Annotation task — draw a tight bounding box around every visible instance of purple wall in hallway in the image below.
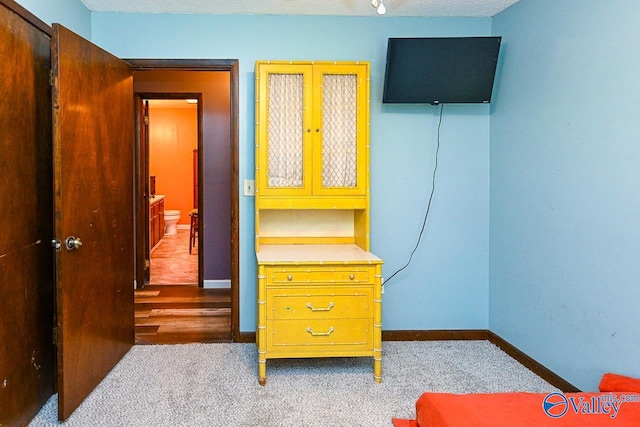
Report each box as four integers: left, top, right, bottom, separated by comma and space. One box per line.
134, 70, 231, 280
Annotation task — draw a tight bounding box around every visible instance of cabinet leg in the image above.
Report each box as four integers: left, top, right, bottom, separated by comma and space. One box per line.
374, 355, 382, 383
259, 359, 266, 386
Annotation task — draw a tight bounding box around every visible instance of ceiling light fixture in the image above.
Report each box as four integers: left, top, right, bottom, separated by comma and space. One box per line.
371, 0, 386, 15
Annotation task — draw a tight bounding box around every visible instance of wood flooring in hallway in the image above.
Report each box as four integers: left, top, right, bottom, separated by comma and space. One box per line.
137, 229, 230, 344
135, 285, 232, 344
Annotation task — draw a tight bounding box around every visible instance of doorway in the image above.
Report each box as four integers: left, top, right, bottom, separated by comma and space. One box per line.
144, 97, 202, 286
129, 60, 240, 343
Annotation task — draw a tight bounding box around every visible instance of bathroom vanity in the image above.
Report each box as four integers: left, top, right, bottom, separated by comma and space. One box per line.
149, 195, 165, 251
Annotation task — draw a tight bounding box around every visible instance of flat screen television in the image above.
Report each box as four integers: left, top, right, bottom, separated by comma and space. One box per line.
382, 37, 502, 105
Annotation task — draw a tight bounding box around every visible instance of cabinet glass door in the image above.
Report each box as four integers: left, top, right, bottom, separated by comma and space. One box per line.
257, 64, 313, 196
312, 64, 368, 196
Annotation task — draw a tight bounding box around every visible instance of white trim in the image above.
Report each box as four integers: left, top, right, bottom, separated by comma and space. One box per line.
204, 279, 231, 289
177, 224, 190, 230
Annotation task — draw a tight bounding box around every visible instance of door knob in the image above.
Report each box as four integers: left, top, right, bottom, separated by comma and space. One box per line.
65, 236, 83, 251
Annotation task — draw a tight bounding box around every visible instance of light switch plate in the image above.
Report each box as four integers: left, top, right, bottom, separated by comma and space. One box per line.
244, 179, 255, 196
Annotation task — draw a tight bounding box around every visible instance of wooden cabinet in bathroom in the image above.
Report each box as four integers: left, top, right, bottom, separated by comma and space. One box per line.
150, 201, 158, 250
149, 197, 165, 251
157, 206, 162, 245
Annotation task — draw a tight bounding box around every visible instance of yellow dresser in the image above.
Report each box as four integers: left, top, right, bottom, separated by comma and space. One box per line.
255, 61, 383, 385
256, 245, 382, 385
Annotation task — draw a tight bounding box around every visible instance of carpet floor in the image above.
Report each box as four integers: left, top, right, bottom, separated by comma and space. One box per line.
29, 341, 558, 426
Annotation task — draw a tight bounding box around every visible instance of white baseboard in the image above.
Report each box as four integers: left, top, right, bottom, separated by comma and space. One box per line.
204, 279, 231, 289
177, 224, 190, 230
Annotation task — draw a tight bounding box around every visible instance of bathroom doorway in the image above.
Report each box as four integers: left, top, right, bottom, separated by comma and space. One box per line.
143, 97, 202, 286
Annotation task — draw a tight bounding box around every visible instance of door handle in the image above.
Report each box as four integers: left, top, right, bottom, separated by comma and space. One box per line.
65, 236, 83, 251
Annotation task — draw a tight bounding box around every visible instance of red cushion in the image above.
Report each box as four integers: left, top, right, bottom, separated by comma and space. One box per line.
413, 391, 640, 426
391, 418, 418, 427
599, 373, 640, 393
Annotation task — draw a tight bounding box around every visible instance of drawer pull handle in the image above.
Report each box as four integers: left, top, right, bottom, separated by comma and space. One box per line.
306, 302, 334, 312
306, 326, 334, 336
287, 275, 293, 281
349, 274, 355, 280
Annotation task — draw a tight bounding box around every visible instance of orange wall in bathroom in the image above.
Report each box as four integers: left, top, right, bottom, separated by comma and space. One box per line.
149, 103, 197, 225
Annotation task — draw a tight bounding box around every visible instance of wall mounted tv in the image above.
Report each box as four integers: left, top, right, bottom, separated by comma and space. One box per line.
382, 37, 502, 105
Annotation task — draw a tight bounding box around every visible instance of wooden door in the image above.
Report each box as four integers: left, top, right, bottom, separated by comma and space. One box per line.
51, 24, 134, 421
0, 3, 55, 425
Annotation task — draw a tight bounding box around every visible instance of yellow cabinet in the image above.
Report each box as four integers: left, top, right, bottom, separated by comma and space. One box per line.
255, 61, 370, 204
254, 60, 382, 386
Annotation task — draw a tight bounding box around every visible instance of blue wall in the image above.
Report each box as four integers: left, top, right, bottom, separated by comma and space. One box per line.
90, 14, 493, 332
491, 0, 640, 391
15, 0, 90, 39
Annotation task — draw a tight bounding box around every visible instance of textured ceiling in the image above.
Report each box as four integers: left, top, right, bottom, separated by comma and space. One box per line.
79, 0, 520, 17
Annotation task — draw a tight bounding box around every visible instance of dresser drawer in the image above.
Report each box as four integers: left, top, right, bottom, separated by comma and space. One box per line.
267, 288, 372, 320
267, 319, 372, 352
266, 266, 373, 285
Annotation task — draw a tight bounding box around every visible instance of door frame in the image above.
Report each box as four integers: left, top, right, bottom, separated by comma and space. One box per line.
127, 59, 240, 342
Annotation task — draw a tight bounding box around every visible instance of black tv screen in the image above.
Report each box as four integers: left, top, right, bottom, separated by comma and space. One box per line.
382, 37, 502, 105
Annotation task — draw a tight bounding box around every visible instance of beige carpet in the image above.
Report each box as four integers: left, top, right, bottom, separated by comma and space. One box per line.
28, 341, 558, 426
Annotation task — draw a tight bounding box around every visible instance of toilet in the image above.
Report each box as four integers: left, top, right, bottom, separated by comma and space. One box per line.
164, 210, 181, 236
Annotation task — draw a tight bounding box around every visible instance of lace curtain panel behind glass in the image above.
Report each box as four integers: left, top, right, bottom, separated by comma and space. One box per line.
322, 74, 357, 188
267, 73, 304, 188
267, 72, 358, 189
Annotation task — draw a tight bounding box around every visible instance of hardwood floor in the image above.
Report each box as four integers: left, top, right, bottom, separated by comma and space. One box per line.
135, 285, 232, 344
138, 228, 232, 344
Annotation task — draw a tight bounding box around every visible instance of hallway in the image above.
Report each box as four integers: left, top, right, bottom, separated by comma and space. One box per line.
137, 229, 231, 344
135, 286, 231, 344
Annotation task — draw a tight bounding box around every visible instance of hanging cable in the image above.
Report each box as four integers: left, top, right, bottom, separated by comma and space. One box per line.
383, 103, 444, 286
